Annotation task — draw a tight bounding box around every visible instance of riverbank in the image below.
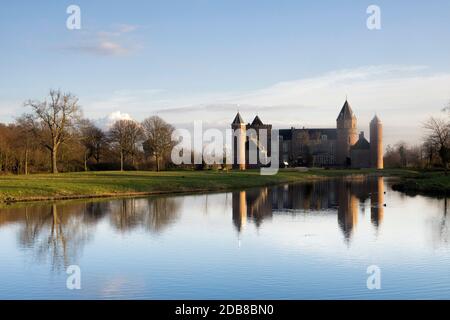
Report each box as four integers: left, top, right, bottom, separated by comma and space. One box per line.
0, 168, 406, 204
390, 171, 450, 196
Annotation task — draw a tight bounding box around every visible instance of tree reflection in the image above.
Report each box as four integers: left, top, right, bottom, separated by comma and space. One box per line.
0, 195, 181, 271
0, 203, 97, 270
428, 197, 449, 247
109, 197, 181, 233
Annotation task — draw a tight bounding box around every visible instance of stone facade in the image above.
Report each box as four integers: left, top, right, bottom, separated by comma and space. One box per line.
350, 132, 371, 168
231, 100, 383, 169
232, 113, 272, 169
336, 100, 358, 166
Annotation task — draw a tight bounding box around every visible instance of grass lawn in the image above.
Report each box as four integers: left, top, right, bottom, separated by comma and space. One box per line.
0, 168, 421, 203
391, 171, 450, 196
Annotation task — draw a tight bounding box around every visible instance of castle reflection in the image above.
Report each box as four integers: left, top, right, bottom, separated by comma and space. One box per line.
1, 175, 450, 277
232, 176, 386, 242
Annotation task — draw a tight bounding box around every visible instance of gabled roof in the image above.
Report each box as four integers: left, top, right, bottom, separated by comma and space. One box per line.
352, 136, 370, 150
337, 100, 355, 121
251, 115, 264, 126
279, 129, 293, 140
232, 112, 244, 124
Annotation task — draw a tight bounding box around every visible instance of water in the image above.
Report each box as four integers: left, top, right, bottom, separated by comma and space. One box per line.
0, 176, 449, 300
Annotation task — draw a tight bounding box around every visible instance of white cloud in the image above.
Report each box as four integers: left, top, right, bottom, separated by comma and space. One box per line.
116, 24, 138, 34
63, 24, 140, 56
84, 65, 450, 147
70, 40, 130, 56
95, 111, 134, 130
97, 24, 138, 38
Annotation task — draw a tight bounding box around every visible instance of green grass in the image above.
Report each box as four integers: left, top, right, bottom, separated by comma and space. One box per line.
390, 171, 450, 196
0, 168, 424, 203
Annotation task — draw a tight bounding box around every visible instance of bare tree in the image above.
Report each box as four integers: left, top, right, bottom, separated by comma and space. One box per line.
441, 100, 450, 113
24, 90, 81, 173
142, 116, 175, 171
424, 117, 450, 174
396, 141, 408, 168
15, 115, 36, 175
79, 119, 107, 170
109, 119, 144, 171
423, 139, 438, 168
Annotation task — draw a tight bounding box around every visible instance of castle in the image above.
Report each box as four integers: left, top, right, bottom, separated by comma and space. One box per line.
231, 99, 383, 169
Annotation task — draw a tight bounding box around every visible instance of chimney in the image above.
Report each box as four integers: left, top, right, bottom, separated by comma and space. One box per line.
359, 131, 365, 140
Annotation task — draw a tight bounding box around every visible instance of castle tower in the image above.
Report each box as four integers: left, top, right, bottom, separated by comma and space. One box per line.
248, 115, 272, 168
232, 112, 246, 170
370, 115, 383, 169
336, 100, 358, 166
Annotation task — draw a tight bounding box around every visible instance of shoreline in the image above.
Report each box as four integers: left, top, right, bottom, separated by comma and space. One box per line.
391, 176, 450, 197
0, 169, 324, 205
0, 180, 311, 205
0, 168, 442, 205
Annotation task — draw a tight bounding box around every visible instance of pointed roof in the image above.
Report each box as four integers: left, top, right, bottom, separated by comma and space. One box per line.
337, 100, 355, 121
371, 114, 381, 124
232, 112, 244, 125
351, 135, 370, 150
251, 115, 264, 126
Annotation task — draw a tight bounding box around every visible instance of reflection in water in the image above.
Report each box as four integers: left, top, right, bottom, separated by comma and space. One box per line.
109, 197, 180, 233
371, 177, 384, 228
428, 197, 450, 247
232, 177, 386, 243
0, 197, 181, 270
1, 176, 450, 299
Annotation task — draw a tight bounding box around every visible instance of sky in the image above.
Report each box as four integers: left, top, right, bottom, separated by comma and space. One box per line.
1, 0, 450, 147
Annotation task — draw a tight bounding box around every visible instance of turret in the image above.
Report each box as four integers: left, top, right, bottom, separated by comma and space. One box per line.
336, 100, 358, 166
232, 112, 246, 170
370, 115, 383, 169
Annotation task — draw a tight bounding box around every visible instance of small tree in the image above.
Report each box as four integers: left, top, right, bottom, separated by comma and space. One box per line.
142, 116, 175, 171
14, 116, 36, 175
109, 119, 143, 171
396, 141, 408, 168
24, 90, 81, 173
424, 117, 450, 174
79, 119, 107, 170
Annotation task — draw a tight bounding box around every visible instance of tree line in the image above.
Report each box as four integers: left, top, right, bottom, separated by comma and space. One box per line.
384, 102, 450, 173
0, 90, 176, 174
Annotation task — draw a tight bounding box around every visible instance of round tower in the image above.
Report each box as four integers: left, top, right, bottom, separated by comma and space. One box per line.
336, 100, 358, 166
231, 112, 247, 170
370, 115, 383, 169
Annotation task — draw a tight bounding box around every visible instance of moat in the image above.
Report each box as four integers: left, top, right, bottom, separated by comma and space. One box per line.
0, 177, 449, 299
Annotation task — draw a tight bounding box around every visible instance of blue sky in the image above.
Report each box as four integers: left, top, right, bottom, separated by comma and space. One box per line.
1, 0, 450, 146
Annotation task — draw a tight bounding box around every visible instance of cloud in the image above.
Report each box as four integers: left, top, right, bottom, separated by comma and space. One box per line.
116, 24, 138, 34
84, 65, 450, 147
95, 111, 134, 129
68, 40, 131, 56
63, 24, 139, 56
97, 24, 138, 38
